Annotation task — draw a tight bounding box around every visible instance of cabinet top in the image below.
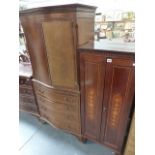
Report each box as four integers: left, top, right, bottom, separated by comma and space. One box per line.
19, 3, 97, 15
78, 39, 135, 54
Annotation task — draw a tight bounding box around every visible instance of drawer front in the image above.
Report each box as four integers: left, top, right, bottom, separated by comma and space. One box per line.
19, 95, 35, 105
36, 93, 78, 112
19, 96, 38, 113
33, 81, 78, 104
19, 86, 34, 96
41, 110, 80, 134
37, 95, 79, 121
36, 94, 81, 134
40, 109, 81, 134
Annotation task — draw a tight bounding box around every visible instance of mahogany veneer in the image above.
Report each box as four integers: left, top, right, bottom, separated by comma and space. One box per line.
79, 41, 135, 155
20, 3, 96, 136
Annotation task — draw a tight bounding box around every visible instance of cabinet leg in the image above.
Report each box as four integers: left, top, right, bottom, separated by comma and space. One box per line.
76, 136, 87, 143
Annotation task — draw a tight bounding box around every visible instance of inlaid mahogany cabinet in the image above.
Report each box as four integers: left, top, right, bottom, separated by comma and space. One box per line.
79, 48, 135, 155
20, 4, 96, 136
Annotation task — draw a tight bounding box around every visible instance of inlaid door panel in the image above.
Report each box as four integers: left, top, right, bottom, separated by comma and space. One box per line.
42, 20, 78, 90
101, 58, 135, 151
80, 53, 106, 140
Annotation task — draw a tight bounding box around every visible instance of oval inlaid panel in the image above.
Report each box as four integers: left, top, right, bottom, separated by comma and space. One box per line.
110, 94, 122, 128
87, 89, 96, 121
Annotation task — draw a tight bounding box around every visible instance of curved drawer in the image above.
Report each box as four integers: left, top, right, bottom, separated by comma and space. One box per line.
33, 81, 78, 104
37, 95, 79, 121
33, 81, 81, 135
41, 111, 80, 134
36, 93, 78, 111
40, 109, 81, 134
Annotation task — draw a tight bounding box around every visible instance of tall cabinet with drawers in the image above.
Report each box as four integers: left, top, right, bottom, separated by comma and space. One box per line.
20, 4, 96, 136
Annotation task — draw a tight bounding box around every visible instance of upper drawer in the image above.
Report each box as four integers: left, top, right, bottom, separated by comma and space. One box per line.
33, 81, 79, 105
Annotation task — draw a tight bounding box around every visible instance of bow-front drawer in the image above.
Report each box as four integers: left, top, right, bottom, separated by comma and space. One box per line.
33, 81, 79, 104
37, 94, 79, 121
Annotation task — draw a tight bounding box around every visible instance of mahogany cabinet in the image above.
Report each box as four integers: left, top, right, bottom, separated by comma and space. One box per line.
19, 4, 96, 136
79, 48, 135, 155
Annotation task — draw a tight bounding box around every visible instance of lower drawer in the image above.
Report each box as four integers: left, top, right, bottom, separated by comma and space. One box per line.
19, 101, 38, 114
36, 94, 81, 135
36, 94, 78, 113
40, 110, 81, 134
19, 95, 38, 114
38, 98, 79, 122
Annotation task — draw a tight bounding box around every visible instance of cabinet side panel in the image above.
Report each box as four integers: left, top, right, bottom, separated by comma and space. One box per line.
42, 20, 78, 90
77, 18, 95, 45
124, 112, 135, 155
77, 11, 95, 46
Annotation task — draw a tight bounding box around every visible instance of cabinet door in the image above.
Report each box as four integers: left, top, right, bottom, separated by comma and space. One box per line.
20, 19, 51, 85
80, 53, 106, 140
42, 20, 78, 90
101, 57, 135, 152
